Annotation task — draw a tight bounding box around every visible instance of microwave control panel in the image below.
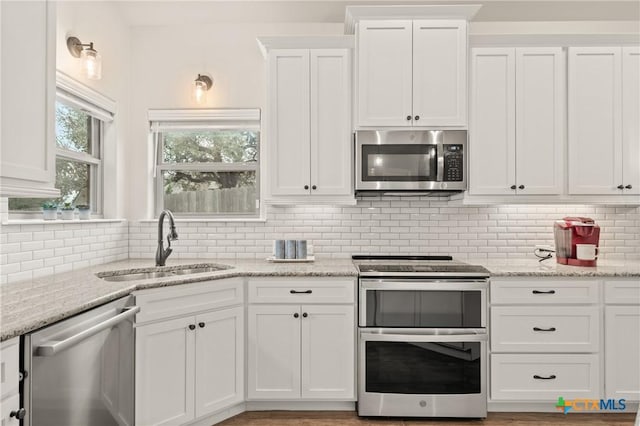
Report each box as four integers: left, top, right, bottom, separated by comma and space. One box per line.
443, 144, 464, 182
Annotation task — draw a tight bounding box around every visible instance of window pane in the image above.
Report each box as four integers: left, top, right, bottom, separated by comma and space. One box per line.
56, 102, 92, 154
7, 198, 44, 212
162, 130, 258, 164
56, 158, 91, 206
162, 170, 257, 214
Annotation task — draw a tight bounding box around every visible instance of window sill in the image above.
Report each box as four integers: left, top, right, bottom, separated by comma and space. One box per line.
2, 218, 127, 225
138, 217, 267, 224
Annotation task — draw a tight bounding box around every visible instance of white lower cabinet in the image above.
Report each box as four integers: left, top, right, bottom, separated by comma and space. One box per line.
1, 338, 21, 426
135, 280, 244, 426
489, 278, 602, 405
604, 280, 640, 401
247, 278, 356, 401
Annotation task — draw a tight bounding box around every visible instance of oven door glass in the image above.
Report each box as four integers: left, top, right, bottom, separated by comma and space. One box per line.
363, 289, 482, 328
364, 337, 482, 395
361, 144, 437, 182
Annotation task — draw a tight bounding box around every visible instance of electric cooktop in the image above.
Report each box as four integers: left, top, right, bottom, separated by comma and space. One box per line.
352, 255, 490, 278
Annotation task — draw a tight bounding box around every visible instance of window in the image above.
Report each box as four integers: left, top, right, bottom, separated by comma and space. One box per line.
9, 73, 114, 215
151, 109, 260, 218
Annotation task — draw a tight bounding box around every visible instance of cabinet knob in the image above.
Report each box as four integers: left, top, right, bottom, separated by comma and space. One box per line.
625, 184, 633, 189
406, 115, 412, 121
304, 185, 309, 190
10, 408, 26, 420
302, 312, 308, 318
293, 313, 299, 318
617, 184, 625, 189
198, 322, 205, 328
414, 115, 420, 121
518, 185, 525, 190
188, 324, 196, 330
312, 185, 317, 190
510, 185, 516, 190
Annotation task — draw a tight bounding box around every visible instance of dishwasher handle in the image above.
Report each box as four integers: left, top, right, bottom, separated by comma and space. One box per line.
35, 306, 140, 357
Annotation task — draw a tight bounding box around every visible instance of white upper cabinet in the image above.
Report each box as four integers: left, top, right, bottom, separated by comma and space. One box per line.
357, 19, 467, 128
412, 20, 467, 126
470, 47, 564, 196
261, 38, 353, 204
568, 47, 624, 195
0, 0, 58, 197
357, 20, 413, 127
622, 47, 640, 195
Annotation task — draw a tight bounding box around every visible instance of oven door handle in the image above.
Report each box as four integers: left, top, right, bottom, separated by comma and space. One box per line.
360, 280, 487, 291
360, 331, 488, 343
34, 306, 140, 357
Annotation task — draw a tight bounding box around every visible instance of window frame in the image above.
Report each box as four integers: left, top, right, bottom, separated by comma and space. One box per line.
150, 109, 261, 219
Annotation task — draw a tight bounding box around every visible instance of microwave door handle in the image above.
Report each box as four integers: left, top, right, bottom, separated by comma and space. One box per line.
360, 332, 488, 343
436, 140, 444, 182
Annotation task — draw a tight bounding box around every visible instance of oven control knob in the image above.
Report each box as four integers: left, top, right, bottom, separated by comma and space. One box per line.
419, 401, 427, 408
440, 182, 447, 189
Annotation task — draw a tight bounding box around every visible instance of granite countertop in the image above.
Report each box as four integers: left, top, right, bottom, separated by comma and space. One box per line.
0, 258, 358, 341
2, 256, 639, 342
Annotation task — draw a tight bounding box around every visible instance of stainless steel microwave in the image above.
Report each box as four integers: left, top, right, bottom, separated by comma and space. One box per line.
355, 130, 467, 193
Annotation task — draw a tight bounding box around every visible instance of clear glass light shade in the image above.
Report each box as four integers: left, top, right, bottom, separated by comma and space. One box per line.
81, 49, 102, 80
193, 80, 208, 105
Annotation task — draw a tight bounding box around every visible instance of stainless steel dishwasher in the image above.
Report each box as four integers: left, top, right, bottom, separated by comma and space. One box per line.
22, 295, 138, 426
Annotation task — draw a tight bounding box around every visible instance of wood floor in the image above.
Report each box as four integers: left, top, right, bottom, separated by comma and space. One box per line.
217, 411, 637, 425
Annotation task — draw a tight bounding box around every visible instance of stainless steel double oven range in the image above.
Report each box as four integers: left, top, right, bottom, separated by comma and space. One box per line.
353, 255, 490, 418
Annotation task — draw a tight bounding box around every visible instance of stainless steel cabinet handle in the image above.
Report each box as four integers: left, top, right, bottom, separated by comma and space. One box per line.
533, 374, 556, 380
532, 290, 556, 294
290, 289, 312, 294
35, 306, 140, 357
625, 185, 633, 189
533, 327, 556, 332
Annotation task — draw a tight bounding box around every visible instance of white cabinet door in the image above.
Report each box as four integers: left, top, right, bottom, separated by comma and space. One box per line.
248, 305, 301, 399
568, 47, 623, 195
622, 46, 640, 195
469, 48, 516, 195
135, 316, 195, 426
268, 49, 311, 196
605, 305, 640, 401
357, 20, 413, 127
413, 20, 467, 126
301, 305, 355, 399
515, 47, 564, 195
0, 0, 57, 197
195, 307, 244, 418
310, 49, 352, 196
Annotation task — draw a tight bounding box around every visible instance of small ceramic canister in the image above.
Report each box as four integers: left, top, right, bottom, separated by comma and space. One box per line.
274, 240, 285, 259
285, 240, 297, 259
296, 240, 307, 259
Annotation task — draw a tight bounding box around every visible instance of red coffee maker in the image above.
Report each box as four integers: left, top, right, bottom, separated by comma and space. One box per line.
553, 217, 600, 267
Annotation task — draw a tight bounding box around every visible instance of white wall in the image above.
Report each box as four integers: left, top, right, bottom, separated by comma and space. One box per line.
56, 0, 131, 218
127, 22, 343, 219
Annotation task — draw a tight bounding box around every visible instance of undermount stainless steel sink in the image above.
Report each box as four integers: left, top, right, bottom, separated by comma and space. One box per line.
97, 264, 232, 282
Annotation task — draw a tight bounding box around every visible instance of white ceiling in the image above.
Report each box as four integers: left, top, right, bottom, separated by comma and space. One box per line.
114, 0, 640, 26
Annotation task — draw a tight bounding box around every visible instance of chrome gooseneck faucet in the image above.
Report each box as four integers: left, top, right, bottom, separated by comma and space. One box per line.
155, 209, 178, 266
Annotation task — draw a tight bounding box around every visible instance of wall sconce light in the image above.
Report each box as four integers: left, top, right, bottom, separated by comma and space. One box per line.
193, 74, 213, 105
66, 36, 102, 80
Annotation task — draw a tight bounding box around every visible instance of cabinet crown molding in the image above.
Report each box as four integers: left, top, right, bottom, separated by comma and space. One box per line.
256, 36, 354, 58
344, 4, 482, 34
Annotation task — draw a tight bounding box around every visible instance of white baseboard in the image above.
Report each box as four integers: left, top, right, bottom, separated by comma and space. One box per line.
186, 402, 246, 426
246, 401, 356, 411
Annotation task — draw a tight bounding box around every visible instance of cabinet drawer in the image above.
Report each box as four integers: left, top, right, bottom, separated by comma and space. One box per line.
134, 278, 243, 324
491, 279, 599, 305
605, 280, 640, 304
491, 306, 599, 353
491, 354, 600, 401
247, 278, 355, 304
0, 338, 19, 400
